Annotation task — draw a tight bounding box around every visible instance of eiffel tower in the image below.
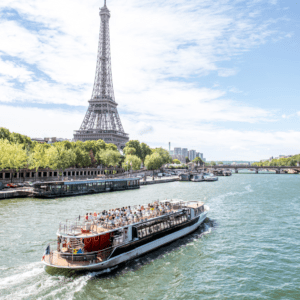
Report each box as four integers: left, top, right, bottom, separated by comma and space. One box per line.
73, 0, 129, 149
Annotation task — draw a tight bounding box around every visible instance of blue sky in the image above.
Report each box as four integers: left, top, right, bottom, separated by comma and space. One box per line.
0, 0, 299, 161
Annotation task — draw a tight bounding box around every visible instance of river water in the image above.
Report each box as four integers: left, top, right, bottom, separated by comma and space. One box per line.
0, 174, 299, 300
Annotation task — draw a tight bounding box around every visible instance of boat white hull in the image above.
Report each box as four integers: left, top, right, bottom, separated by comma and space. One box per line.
44, 212, 208, 271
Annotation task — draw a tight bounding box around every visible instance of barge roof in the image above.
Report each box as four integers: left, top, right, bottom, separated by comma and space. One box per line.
33, 177, 140, 186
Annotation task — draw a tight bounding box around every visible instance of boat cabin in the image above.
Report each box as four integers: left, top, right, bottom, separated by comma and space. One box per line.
33, 178, 140, 197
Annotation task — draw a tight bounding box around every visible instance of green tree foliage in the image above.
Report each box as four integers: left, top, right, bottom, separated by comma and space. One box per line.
47, 144, 76, 171
173, 159, 181, 164
0, 140, 28, 171
210, 161, 216, 166
122, 155, 142, 170
140, 143, 152, 162
123, 147, 136, 156
185, 156, 190, 163
0, 127, 33, 149
144, 153, 163, 170
252, 155, 300, 167
125, 140, 142, 159
153, 147, 172, 164
193, 157, 204, 165
218, 161, 223, 165
28, 143, 51, 170
99, 150, 121, 167
73, 147, 91, 168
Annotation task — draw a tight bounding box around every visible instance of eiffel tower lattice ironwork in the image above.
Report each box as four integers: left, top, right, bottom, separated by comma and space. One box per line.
73, 0, 129, 149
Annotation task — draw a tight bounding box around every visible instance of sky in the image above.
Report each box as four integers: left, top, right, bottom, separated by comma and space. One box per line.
0, 0, 299, 161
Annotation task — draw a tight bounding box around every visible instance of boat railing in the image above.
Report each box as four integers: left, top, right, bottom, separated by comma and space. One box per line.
44, 241, 123, 268
57, 201, 191, 235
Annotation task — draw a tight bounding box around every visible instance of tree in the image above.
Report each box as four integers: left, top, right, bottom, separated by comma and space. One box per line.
0, 127, 33, 149
46, 145, 76, 172
122, 155, 142, 170
0, 140, 28, 177
144, 153, 163, 170
123, 147, 136, 156
140, 143, 152, 163
173, 159, 181, 164
193, 157, 204, 165
99, 150, 121, 167
29, 143, 51, 170
106, 143, 118, 151
210, 161, 216, 166
74, 147, 91, 168
125, 140, 142, 159
153, 148, 172, 164
185, 156, 190, 163
218, 161, 223, 165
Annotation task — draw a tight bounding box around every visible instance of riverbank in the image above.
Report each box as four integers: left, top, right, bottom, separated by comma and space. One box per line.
0, 176, 180, 199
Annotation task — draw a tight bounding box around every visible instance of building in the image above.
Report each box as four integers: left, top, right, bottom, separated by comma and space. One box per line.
73, 1, 129, 149
31, 138, 46, 143
171, 155, 186, 164
188, 150, 196, 161
181, 148, 188, 158
169, 150, 174, 155
174, 147, 182, 156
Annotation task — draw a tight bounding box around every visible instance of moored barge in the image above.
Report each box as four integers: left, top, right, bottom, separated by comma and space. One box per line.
32, 178, 140, 198
42, 199, 209, 271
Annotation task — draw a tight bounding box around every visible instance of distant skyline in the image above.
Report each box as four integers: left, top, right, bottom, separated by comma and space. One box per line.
0, 0, 299, 160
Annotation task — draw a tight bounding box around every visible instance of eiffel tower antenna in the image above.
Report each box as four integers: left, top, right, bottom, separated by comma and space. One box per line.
74, 1, 129, 149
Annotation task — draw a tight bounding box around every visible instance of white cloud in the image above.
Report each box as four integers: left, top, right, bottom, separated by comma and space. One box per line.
0, 0, 294, 160
218, 68, 238, 77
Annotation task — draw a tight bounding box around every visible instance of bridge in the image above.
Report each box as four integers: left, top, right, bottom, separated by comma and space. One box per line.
205, 165, 300, 174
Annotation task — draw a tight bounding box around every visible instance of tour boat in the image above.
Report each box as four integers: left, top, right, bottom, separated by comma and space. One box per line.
42, 199, 209, 271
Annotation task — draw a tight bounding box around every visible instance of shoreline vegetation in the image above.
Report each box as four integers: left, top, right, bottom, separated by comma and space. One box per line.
0, 128, 185, 178
251, 156, 300, 167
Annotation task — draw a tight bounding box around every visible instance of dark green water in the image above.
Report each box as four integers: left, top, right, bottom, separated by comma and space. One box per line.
0, 174, 299, 300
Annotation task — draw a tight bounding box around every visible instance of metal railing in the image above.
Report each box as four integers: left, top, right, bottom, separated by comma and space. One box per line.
57, 200, 198, 235
44, 240, 123, 268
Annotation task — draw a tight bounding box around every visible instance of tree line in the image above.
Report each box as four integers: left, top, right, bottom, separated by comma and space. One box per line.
0, 128, 173, 173
252, 155, 300, 167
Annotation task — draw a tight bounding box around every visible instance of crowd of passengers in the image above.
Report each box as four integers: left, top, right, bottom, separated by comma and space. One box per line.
84, 202, 174, 228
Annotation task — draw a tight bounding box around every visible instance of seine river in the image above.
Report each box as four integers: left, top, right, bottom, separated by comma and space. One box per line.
0, 174, 299, 300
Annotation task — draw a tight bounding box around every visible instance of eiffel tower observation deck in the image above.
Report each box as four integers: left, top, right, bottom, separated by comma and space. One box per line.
73, 0, 129, 149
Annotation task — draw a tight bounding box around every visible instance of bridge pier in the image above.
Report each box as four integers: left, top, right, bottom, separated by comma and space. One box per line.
255, 169, 258, 174
235, 169, 238, 174
276, 169, 280, 174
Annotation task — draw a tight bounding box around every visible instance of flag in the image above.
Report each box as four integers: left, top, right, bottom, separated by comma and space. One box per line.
44, 244, 50, 255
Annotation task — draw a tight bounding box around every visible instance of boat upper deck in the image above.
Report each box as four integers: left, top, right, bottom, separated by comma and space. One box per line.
57, 200, 205, 238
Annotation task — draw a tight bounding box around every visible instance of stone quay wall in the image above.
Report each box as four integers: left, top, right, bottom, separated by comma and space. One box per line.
0, 167, 125, 184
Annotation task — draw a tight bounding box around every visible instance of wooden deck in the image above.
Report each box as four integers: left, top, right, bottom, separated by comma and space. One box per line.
44, 253, 104, 268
